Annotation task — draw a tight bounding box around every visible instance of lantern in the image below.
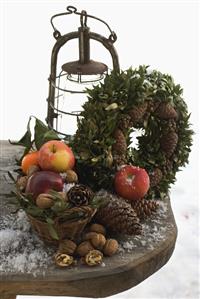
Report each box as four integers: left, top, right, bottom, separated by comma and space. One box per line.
46, 5, 120, 137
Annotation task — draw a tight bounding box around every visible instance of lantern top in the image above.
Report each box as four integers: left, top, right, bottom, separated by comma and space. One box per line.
62, 60, 108, 75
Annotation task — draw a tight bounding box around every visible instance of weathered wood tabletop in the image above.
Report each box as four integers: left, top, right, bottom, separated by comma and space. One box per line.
0, 141, 177, 299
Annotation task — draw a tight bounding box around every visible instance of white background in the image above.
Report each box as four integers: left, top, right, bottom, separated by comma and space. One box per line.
1, 0, 199, 299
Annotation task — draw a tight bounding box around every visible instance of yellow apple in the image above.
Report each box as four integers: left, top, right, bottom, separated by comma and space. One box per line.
38, 140, 75, 172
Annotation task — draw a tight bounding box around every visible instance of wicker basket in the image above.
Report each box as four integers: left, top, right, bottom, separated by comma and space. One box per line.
27, 206, 97, 244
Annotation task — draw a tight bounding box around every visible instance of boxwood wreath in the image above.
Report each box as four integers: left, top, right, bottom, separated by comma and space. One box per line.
72, 66, 193, 199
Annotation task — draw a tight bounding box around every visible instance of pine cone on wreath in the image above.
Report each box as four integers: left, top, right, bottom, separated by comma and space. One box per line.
118, 114, 132, 131
131, 199, 159, 221
160, 130, 178, 157
113, 154, 127, 166
156, 102, 178, 120
67, 184, 94, 207
96, 196, 142, 235
112, 129, 127, 155
128, 102, 148, 124
149, 168, 163, 187
162, 159, 173, 175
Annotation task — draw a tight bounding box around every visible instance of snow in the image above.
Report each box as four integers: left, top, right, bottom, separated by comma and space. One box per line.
0, 211, 54, 276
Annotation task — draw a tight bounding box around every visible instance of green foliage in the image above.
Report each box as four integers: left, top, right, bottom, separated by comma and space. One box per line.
72, 66, 193, 198
9, 116, 60, 164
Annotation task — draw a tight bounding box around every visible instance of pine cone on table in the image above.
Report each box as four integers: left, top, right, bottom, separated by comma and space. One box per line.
96, 196, 142, 235
67, 184, 94, 207
131, 199, 159, 221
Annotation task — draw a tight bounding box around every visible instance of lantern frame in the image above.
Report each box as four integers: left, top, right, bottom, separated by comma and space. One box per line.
46, 5, 120, 135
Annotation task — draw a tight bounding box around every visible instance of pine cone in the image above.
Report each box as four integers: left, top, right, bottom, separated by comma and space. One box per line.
118, 114, 132, 131
160, 130, 178, 157
149, 168, 163, 187
67, 184, 94, 206
112, 129, 127, 155
128, 102, 148, 124
96, 196, 142, 235
156, 102, 178, 119
131, 199, 159, 221
113, 154, 127, 166
168, 119, 177, 131
162, 159, 173, 175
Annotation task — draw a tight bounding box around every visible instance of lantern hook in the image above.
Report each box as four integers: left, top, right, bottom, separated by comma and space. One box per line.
50, 5, 117, 42
80, 10, 88, 27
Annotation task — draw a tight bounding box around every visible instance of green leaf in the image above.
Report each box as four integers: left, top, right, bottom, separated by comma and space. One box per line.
34, 117, 60, 150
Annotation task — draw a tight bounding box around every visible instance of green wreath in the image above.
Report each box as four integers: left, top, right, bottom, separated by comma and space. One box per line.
72, 66, 193, 199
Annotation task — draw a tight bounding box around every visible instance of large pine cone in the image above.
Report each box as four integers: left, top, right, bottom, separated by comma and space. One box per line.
131, 199, 159, 221
112, 129, 127, 155
128, 102, 148, 124
96, 196, 142, 235
67, 185, 94, 207
155, 102, 178, 120
149, 168, 163, 187
160, 130, 178, 157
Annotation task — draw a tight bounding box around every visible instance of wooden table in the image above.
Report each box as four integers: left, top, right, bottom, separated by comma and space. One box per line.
0, 141, 177, 299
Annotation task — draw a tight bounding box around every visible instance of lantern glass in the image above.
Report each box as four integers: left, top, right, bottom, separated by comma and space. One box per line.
53, 71, 106, 136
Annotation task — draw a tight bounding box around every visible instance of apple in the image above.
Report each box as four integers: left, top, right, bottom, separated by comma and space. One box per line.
38, 140, 75, 173
114, 165, 150, 201
25, 170, 63, 199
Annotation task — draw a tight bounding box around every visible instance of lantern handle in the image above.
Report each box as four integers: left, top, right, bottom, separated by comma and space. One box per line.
50, 5, 117, 43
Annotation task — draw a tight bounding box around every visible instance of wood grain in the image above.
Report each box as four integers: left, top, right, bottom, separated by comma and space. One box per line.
0, 141, 177, 298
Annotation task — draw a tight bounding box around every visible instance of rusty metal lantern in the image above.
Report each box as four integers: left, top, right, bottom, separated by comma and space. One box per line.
46, 5, 120, 137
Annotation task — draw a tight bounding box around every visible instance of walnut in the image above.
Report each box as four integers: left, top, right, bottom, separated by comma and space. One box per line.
16, 176, 28, 191
36, 193, 54, 209
54, 253, 74, 267
76, 241, 94, 257
58, 239, 77, 255
65, 170, 78, 183
103, 239, 119, 256
89, 223, 106, 235
91, 233, 106, 250
83, 231, 98, 241
27, 165, 40, 177
84, 250, 103, 266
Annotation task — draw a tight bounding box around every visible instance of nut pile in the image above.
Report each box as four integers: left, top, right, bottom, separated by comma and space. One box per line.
54, 223, 119, 267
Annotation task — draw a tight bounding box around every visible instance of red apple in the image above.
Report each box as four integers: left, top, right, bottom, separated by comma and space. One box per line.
114, 165, 150, 201
25, 170, 63, 199
38, 140, 75, 173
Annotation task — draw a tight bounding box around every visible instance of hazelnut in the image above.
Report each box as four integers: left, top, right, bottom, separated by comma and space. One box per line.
89, 223, 106, 235
58, 239, 77, 255
83, 231, 98, 241
76, 241, 94, 257
27, 165, 40, 177
54, 253, 74, 267
91, 233, 106, 250
65, 170, 78, 183
36, 193, 54, 209
103, 239, 119, 256
84, 250, 103, 266
16, 176, 28, 191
